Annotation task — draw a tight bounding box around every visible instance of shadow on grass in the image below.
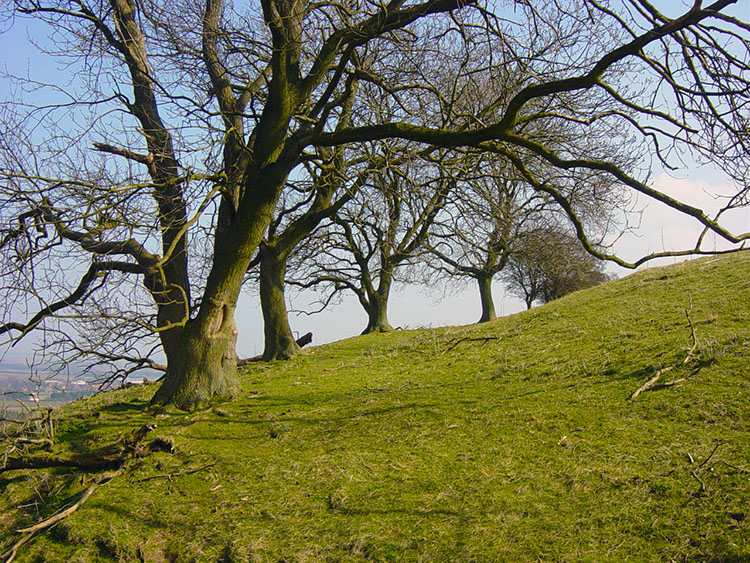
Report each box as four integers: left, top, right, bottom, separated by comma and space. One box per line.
99, 399, 149, 414
186, 401, 438, 434
89, 499, 202, 533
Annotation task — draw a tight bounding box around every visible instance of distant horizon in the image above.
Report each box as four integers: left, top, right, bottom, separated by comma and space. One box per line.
0, 360, 161, 383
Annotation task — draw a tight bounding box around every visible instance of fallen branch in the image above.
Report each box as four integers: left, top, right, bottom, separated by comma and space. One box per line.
631, 305, 700, 399
18, 469, 124, 534
2, 469, 124, 563
441, 336, 500, 355
696, 442, 721, 470
631, 365, 677, 399
1, 424, 174, 561
1, 424, 158, 474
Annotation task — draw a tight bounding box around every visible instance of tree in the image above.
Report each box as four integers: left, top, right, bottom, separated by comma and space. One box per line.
0, 0, 748, 408
254, 78, 433, 357
426, 158, 560, 322
502, 228, 611, 309
254, 144, 357, 362
289, 144, 456, 333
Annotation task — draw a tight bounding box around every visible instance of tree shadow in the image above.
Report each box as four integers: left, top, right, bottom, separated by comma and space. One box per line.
99, 399, 149, 414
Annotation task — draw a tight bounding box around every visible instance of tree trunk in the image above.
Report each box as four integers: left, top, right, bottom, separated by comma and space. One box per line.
150, 310, 239, 410
259, 243, 301, 361
362, 274, 393, 334
477, 274, 497, 323
151, 161, 291, 408
363, 296, 393, 333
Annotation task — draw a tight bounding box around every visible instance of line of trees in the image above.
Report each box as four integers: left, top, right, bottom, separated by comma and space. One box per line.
0, 0, 748, 409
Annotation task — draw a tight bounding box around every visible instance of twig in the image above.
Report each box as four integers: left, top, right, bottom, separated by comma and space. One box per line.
134, 462, 216, 483
697, 442, 721, 469
631, 303, 701, 399
441, 336, 500, 355
690, 469, 706, 493
722, 461, 750, 474
3, 469, 124, 563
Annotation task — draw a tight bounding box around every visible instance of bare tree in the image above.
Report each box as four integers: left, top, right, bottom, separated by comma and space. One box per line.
0, 0, 747, 408
290, 145, 457, 333
253, 141, 369, 361
426, 158, 554, 322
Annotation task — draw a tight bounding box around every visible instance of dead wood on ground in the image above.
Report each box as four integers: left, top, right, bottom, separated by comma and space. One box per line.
631, 305, 701, 399
441, 336, 500, 355
0, 424, 162, 474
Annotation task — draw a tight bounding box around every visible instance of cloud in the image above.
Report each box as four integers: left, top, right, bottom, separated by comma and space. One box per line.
613, 172, 749, 265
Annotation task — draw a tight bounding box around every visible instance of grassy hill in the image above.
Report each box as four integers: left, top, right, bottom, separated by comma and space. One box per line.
1, 252, 749, 562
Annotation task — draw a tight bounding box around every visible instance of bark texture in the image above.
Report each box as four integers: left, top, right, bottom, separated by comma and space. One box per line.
477, 275, 497, 323
363, 275, 394, 334
260, 244, 301, 361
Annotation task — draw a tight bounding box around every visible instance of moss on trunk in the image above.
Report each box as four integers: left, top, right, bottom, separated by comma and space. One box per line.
150, 314, 239, 410
362, 278, 393, 334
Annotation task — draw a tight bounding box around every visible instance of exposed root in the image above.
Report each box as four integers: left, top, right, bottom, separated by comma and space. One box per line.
1, 424, 161, 474
1, 424, 174, 562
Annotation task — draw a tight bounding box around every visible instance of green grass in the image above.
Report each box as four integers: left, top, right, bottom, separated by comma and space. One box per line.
1, 252, 749, 562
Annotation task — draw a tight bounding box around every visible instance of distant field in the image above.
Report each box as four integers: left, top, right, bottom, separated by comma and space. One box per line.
1, 397, 72, 421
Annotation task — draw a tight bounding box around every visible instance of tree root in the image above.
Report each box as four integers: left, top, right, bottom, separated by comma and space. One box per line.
1, 424, 174, 562
0, 424, 161, 474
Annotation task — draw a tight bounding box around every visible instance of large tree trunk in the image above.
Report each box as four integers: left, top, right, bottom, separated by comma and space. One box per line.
150, 309, 239, 410
259, 243, 301, 361
363, 296, 393, 333
362, 274, 393, 334
477, 274, 497, 323
151, 161, 291, 408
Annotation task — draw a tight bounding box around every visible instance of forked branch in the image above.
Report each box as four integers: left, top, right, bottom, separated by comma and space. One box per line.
631, 304, 702, 399
0, 261, 143, 343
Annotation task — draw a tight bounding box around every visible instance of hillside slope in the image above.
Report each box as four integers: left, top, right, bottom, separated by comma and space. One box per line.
1, 252, 749, 562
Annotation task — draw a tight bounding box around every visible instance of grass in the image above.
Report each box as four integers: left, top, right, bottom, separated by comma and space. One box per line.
1, 252, 749, 562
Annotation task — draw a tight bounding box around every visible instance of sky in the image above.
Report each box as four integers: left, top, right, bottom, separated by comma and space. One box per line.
0, 4, 748, 367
